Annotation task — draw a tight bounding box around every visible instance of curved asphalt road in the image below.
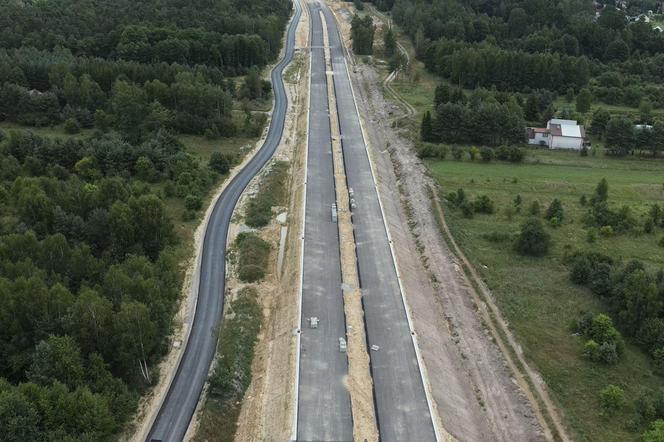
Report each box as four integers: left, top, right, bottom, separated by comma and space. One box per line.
147, 2, 302, 440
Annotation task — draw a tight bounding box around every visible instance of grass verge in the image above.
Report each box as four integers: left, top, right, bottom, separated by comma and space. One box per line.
194, 286, 262, 442
245, 161, 290, 227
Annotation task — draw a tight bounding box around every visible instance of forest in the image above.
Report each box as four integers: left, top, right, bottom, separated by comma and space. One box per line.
0, 0, 291, 439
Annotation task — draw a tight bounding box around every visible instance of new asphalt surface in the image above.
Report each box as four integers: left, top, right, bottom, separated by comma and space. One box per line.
321, 3, 437, 441
295, 3, 353, 441
147, 2, 302, 441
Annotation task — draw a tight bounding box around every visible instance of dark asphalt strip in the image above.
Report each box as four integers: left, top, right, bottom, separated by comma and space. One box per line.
147, 2, 302, 441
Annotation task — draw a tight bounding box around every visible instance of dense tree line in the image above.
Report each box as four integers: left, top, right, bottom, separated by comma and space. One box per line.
376, 0, 664, 108
0, 127, 230, 438
351, 15, 376, 55
421, 86, 525, 146
0, 0, 286, 139
0, 0, 291, 75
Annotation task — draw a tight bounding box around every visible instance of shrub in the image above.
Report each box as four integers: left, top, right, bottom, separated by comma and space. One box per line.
508, 147, 525, 163
580, 195, 587, 206
659, 236, 664, 248
643, 420, 664, 442
185, 194, 202, 211
546, 199, 564, 224
586, 229, 596, 243
469, 146, 480, 160
64, 118, 81, 134
598, 341, 619, 364
529, 200, 541, 216
473, 195, 495, 214
571, 256, 592, 284
600, 385, 625, 415
645, 218, 655, 234
482, 231, 511, 242
209, 152, 233, 175
600, 225, 614, 236
452, 147, 464, 160
0, 129, 5, 142
238, 264, 265, 282
650, 348, 664, 375
583, 339, 600, 361
580, 146, 589, 156
236, 233, 270, 283
480, 147, 494, 162
514, 218, 550, 256
460, 201, 474, 218
496, 145, 510, 160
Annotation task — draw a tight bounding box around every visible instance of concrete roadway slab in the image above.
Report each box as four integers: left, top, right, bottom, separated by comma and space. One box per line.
320, 4, 437, 442
296, 3, 353, 441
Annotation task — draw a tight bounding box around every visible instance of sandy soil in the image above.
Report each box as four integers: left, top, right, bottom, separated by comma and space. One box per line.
322, 11, 379, 441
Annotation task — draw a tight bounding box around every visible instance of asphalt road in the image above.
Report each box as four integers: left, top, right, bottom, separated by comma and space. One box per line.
295, 3, 353, 441
321, 4, 437, 441
146, 2, 302, 441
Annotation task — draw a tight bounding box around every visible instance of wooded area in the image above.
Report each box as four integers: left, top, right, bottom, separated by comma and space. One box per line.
0, 0, 291, 439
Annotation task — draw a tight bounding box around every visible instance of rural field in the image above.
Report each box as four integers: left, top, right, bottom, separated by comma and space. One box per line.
430, 150, 664, 441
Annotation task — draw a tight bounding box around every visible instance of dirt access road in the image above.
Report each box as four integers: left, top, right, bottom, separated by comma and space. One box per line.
326, 2, 555, 441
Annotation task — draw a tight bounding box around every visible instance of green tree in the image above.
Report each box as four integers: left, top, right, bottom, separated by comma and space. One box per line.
110, 80, 148, 143
383, 27, 396, 57
514, 218, 550, 256
0, 389, 39, 441
420, 110, 434, 142
28, 335, 84, 389
640, 98, 653, 124
209, 152, 233, 174
605, 117, 634, 156
576, 88, 592, 113
351, 15, 375, 55
643, 420, 664, 442
600, 384, 625, 415
590, 108, 611, 137
546, 199, 564, 223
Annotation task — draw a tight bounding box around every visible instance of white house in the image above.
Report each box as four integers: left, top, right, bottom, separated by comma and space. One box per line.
527, 119, 587, 150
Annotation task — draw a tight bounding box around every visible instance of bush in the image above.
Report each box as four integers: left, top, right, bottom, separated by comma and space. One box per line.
0, 129, 5, 142
185, 194, 202, 211
469, 146, 479, 160
529, 200, 541, 216
508, 147, 525, 163
514, 218, 550, 256
546, 198, 564, 224
643, 420, 664, 442
645, 218, 655, 234
452, 147, 464, 160
480, 147, 494, 162
598, 341, 619, 364
600, 385, 625, 415
473, 195, 495, 214
482, 231, 511, 242
580, 195, 587, 206
64, 118, 81, 134
583, 339, 600, 361
600, 225, 614, 236
460, 201, 474, 218
209, 152, 233, 175
580, 146, 589, 156
496, 145, 510, 160
238, 264, 265, 282
236, 233, 270, 283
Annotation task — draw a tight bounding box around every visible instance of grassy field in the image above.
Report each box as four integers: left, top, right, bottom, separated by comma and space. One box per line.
429, 150, 664, 441
366, 10, 664, 441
